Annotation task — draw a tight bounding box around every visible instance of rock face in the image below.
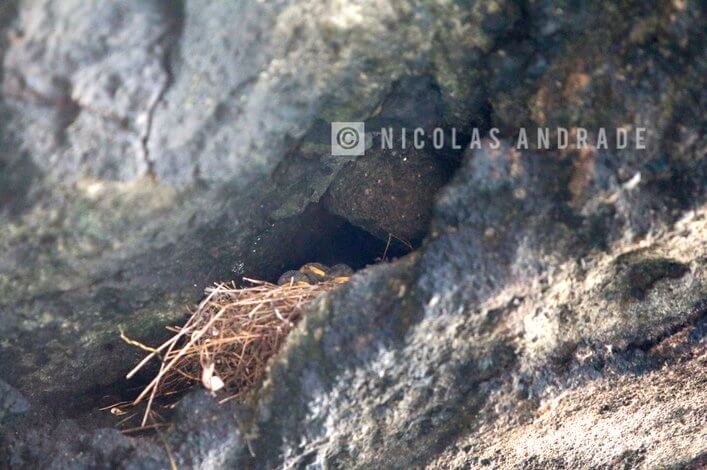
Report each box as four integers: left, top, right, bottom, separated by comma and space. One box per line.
1, 0, 705, 468
322, 146, 455, 243
2, 0, 173, 181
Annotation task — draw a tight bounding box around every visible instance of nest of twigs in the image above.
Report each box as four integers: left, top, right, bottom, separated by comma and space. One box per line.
123, 277, 346, 427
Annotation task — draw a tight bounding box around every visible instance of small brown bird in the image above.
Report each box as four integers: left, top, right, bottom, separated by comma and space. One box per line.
278, 262, 354, 286
299, 263, 330, 283
328, 264, 354, 278
277, 270, 311, 286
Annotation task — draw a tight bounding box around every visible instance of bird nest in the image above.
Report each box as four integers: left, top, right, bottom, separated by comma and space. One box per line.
121, 274, 348, 427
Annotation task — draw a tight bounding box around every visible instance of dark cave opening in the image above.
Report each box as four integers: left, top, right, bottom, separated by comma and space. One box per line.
287, 212, 415, 273
266, 203, 420, 282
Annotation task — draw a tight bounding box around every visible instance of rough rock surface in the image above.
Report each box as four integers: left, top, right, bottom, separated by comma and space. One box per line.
0, 0, 705, 468
241, 151, 706, 469
322, 146, 455, 242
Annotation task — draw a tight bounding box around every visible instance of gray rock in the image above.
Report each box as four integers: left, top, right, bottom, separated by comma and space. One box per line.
237, 152, 706, 469
0, 380, 29, 424
2, 0, 175, 182
0, 0, 705, 468
2, 418, 167, 469
322, 146, 455, 243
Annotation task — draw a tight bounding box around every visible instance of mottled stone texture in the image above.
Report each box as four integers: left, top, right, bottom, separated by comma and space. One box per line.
0, 0, 705, 468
